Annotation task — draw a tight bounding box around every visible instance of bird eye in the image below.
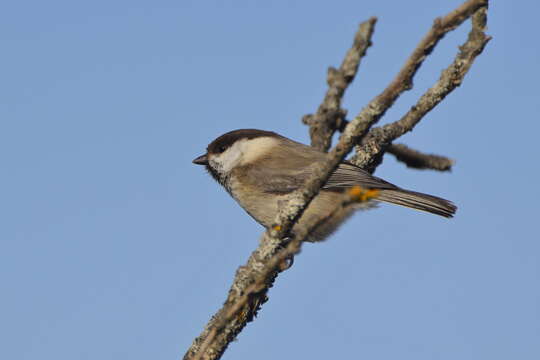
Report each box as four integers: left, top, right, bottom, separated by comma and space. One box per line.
218, 146, 227, 153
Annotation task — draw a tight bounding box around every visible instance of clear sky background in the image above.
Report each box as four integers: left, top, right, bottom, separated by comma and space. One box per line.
2, 1, 539, 359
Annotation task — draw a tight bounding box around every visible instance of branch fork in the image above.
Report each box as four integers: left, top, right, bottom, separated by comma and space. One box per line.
184, 1, 490, 359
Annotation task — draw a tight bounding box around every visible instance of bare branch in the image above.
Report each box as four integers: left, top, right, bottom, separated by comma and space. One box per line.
342, 0, 488, 163
183, 1, 489, 359
387, 143, 454, 171
303, 17, 377, 152
352, 6, 490, 172
186, 188, 378, 360
185, 186, 378, 360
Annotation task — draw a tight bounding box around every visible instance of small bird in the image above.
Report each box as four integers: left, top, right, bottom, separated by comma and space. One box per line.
193, 129, 456, 242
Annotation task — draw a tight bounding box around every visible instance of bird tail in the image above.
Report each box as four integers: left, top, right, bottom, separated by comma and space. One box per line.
376, 189, 456, 218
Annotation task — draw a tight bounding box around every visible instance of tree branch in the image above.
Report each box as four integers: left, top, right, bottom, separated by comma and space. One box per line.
186, 189, 377, 360
303, 17, 377, 152
183, 1, 489, 359
387, 143, 454, 171
352, 6, 490, 172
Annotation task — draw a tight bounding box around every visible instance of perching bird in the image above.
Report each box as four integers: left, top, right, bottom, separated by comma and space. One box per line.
193, 129, 456, 242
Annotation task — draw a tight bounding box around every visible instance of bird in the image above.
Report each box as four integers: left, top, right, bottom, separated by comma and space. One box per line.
193, 129, 456, 242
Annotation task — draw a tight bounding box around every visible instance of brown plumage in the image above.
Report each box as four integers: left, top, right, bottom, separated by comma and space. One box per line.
193, 129, 456, 242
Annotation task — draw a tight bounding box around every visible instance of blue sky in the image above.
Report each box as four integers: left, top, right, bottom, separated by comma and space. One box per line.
1, 1, 539, 359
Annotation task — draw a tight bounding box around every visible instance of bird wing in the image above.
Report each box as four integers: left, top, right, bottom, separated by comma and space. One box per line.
249, 160, 398, 194
323, 162, 398, 191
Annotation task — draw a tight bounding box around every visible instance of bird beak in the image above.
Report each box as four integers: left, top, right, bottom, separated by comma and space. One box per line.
192, 154, 209, 165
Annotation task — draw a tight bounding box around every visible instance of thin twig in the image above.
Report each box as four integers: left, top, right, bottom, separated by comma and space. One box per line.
303, 17, 377, 152
387, 143, 454, 171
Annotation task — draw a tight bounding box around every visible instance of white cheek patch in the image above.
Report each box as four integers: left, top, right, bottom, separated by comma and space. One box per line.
216, 141, 246, 173
240, 137, 278, 165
